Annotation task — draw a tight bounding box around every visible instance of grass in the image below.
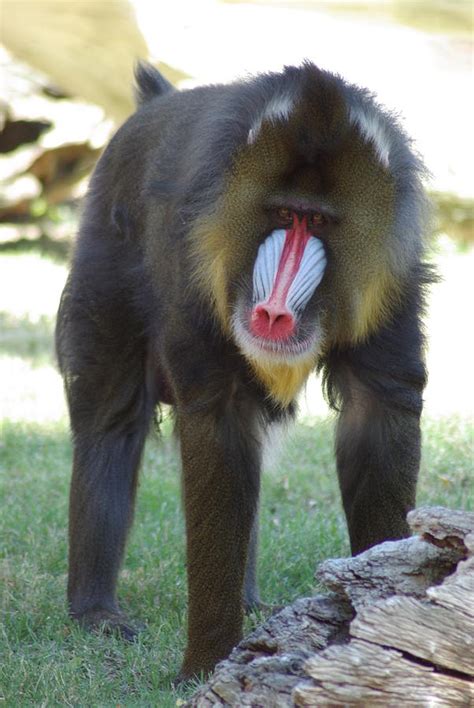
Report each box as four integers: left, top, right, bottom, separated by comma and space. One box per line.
1, 247, 473, 706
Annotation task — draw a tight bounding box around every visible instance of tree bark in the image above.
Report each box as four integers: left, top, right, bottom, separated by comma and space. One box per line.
188, 506, 474, 707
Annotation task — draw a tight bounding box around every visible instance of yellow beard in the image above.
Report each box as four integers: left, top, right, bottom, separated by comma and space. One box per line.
248, 357, 316, 407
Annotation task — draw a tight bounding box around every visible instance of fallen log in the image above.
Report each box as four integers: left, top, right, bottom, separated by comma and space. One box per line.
188, 506, 474, 707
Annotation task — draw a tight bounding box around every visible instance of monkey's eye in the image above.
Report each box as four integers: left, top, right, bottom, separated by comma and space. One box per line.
310, 212, 326, 228
276, 207, 293, 226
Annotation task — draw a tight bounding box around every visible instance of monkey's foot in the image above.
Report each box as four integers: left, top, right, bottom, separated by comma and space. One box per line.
172, 671, 202, 688
176, 638, 241, 685
174, 664, 212, 687
74, 608, 142, 642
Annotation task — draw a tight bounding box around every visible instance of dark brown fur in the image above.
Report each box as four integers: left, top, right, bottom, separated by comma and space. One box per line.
56, 62, 431, 678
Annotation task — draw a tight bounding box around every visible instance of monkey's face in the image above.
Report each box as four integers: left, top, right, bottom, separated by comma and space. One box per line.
189, 67, 424, 405
232, 207, 327, 365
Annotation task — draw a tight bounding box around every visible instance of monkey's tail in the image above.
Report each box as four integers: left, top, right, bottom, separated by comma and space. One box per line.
134, 61, 174, 105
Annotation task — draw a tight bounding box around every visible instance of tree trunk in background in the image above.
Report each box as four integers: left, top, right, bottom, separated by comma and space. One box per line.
2, 0, 148, 122
188, 507, 474, 707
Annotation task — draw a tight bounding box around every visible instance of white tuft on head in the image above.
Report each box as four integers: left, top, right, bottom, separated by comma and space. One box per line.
349, 105, 391, 168
248, 92, 296, 144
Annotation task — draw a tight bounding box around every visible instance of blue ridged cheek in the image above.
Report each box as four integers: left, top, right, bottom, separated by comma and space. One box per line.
252, 229, 286, 304
252, 229, 327, 312
286, 238, 326, 313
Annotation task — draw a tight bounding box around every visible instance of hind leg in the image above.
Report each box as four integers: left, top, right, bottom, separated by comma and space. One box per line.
57, 276, 156, 635
68, 411, 151, 637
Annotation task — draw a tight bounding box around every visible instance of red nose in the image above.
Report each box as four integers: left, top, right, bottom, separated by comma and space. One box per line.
250, 303, 296, 341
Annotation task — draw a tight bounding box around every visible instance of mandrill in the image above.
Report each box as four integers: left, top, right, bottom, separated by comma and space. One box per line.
56, 61, 432, 678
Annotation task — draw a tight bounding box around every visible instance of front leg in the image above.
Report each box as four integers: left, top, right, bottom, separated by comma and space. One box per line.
177, 397, 261, 679
335, 371, 422, 554
243, 512, 261, 612
322, 285, 428, 555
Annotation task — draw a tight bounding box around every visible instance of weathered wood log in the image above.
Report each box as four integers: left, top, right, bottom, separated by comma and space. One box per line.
296, 557, 474, 705
186, 595, 353, 707
294, 639, 472, 707
188, 507, 474, 707
427, 554, 474, 616
316, 535, 461, 611
408, 506, 474, 550
351, 594, 474, 675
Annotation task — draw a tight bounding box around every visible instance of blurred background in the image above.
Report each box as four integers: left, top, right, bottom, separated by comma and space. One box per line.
0, 2, 472, 702
1, 0, 473, 425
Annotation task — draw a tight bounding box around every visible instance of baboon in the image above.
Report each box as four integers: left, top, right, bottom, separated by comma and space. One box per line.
56, 61, 431, 678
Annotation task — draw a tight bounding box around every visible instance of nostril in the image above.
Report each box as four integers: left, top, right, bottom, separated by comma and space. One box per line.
251, 306, 271, 335
259, 308, 271, 324
250, 304, 295, 340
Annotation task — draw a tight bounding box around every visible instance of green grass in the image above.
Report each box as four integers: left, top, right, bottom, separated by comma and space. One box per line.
2, 415, 472, 706
0, 248, 473, 705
